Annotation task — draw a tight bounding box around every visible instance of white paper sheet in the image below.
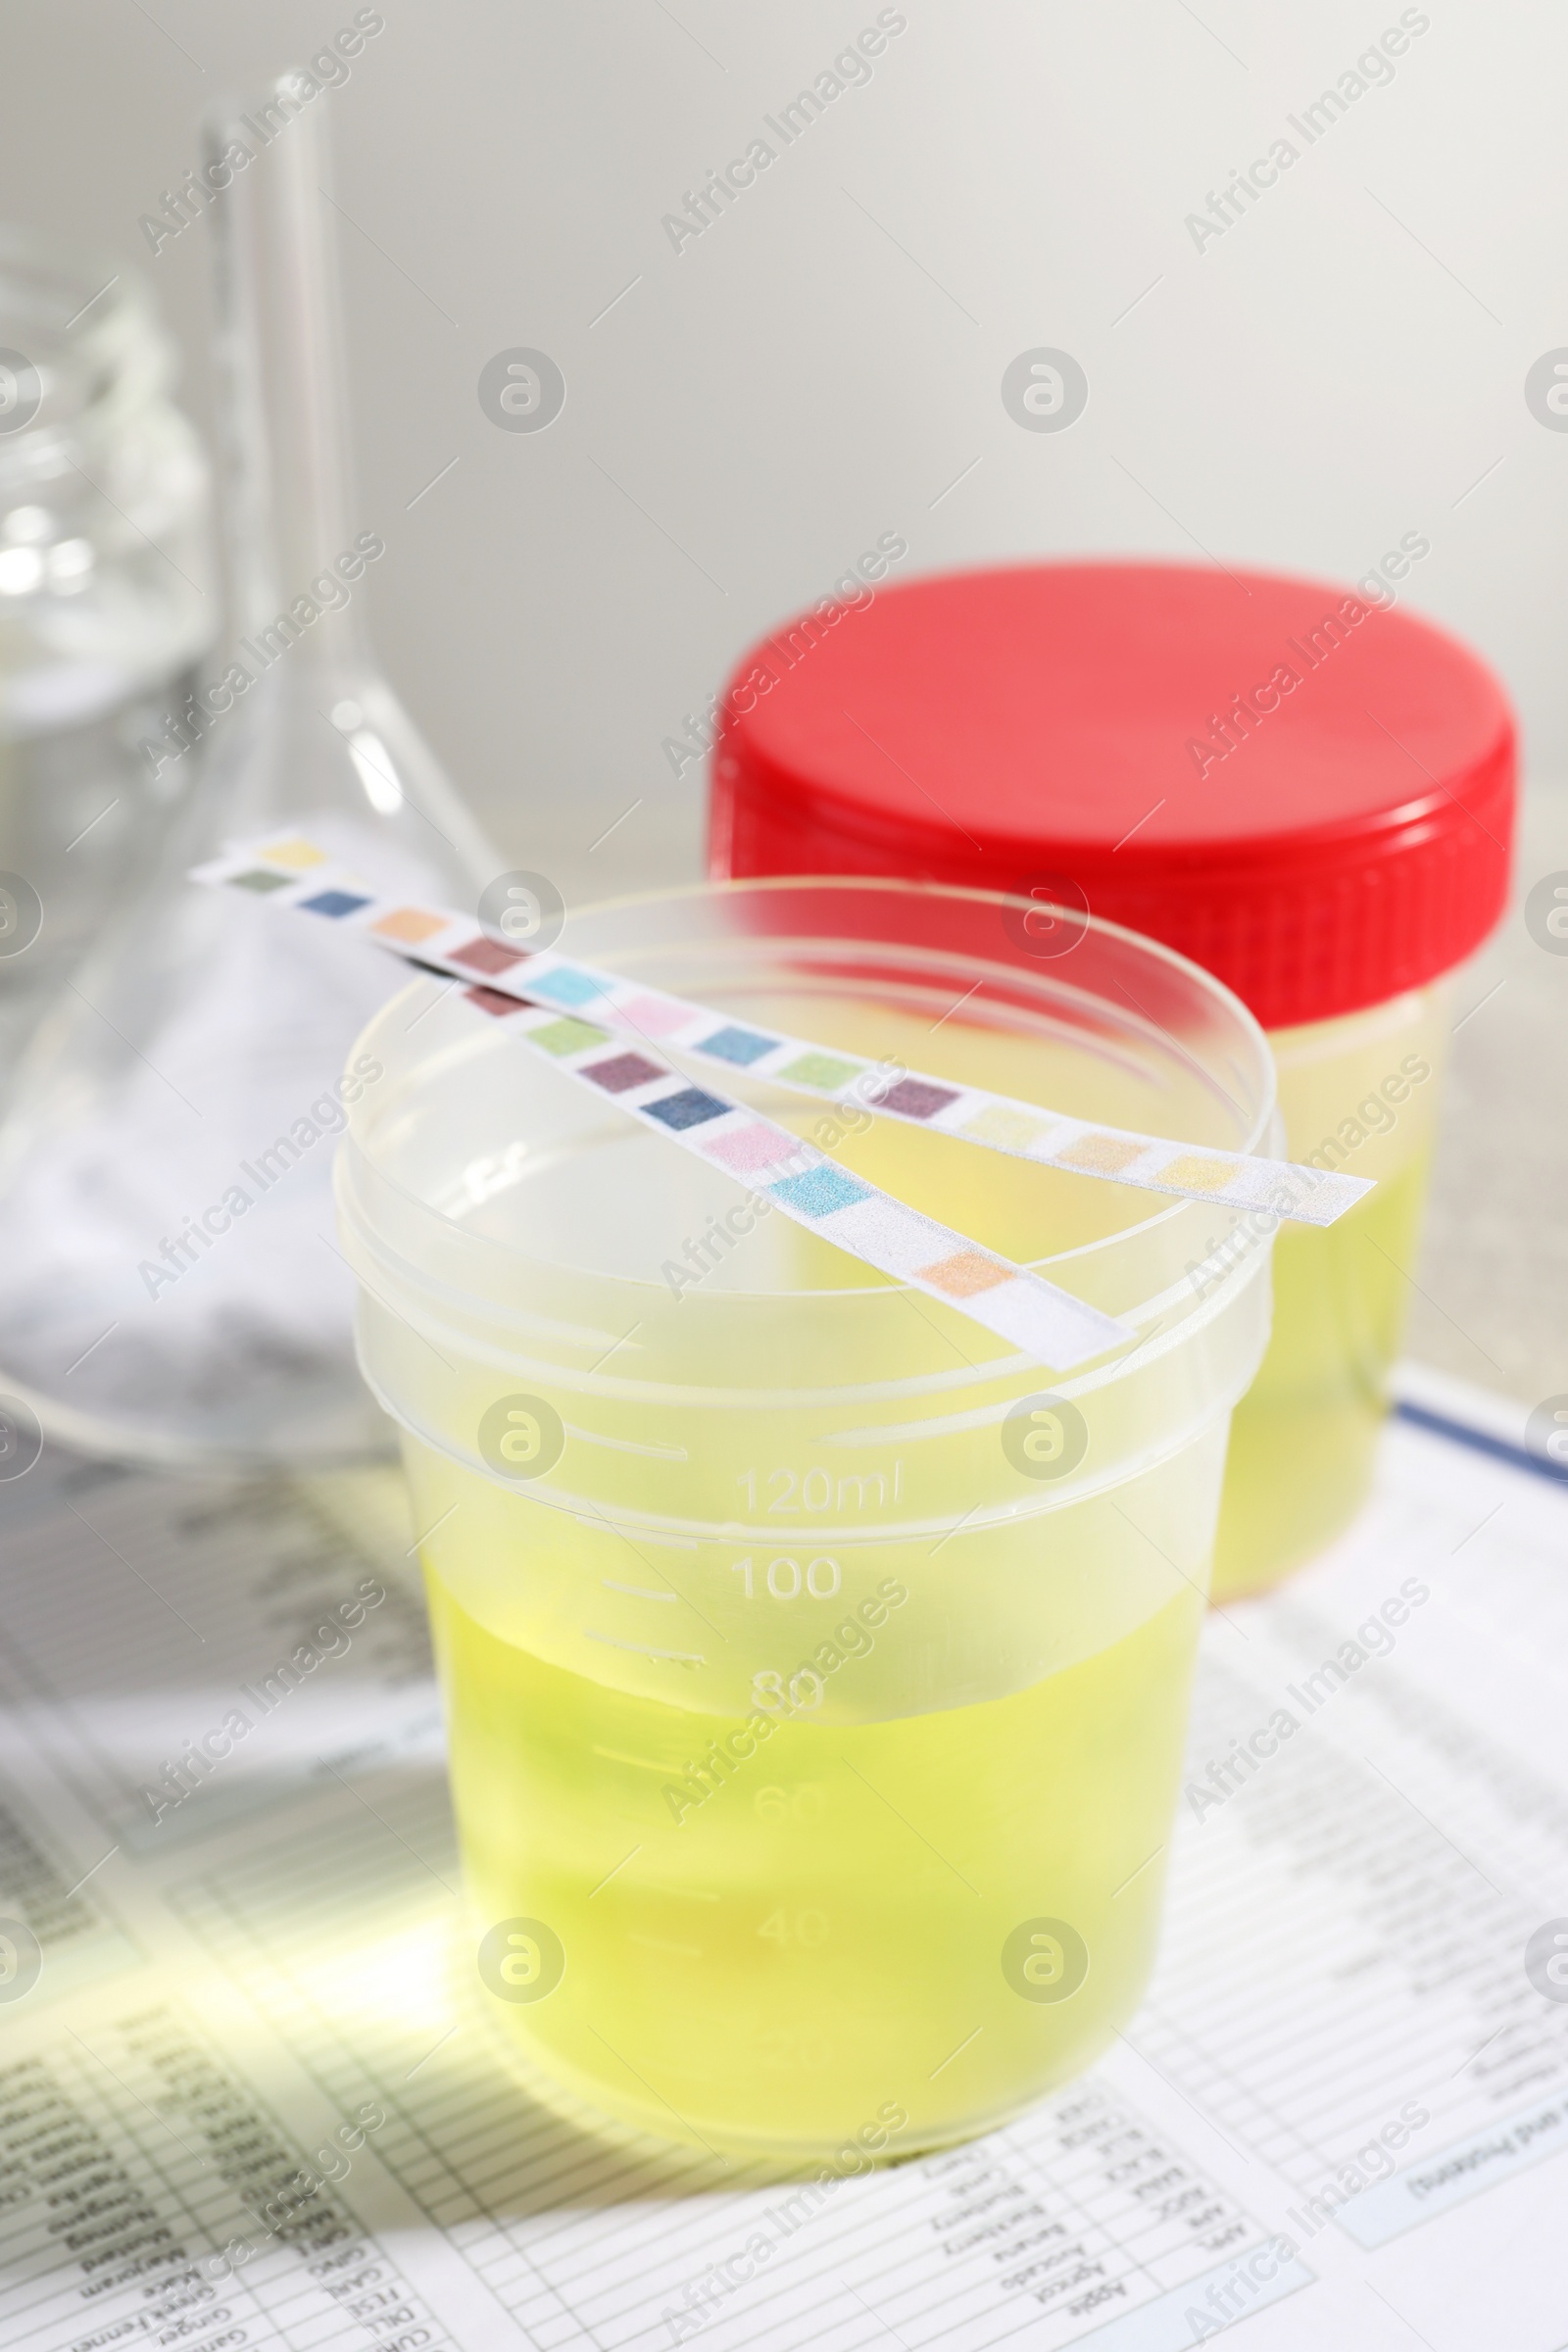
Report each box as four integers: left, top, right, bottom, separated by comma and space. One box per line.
2, 1372, 1565, 2352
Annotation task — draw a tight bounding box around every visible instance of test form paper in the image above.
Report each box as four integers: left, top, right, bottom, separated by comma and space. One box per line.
0, 1376, 1565, 2352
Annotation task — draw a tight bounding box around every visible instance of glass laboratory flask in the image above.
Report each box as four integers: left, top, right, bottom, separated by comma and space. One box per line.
0, 83, 497, 1466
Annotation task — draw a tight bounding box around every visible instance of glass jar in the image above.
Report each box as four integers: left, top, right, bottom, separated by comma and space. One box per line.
707, 560, 1516, 1601
335, 879, 1276, 2159
0, 106, 495, 1470
0, 231, 214, 1084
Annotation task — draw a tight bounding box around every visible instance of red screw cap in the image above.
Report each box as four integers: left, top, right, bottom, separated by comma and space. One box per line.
710, 561, 1516, 1031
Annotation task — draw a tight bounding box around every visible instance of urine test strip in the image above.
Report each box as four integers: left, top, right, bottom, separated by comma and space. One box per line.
458, 987, 1132, 1366
193, 837, 1374, 1229
191, 845, 1133, 1370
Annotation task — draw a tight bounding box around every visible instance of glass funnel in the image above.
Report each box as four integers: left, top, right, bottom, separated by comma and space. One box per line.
0, 80, 498, 1467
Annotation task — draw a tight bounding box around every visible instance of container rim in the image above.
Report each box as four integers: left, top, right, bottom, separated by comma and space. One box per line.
349, 867, 1275, 1252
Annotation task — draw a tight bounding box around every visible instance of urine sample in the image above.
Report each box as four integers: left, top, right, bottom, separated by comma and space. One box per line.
709, 562, 1515, 1599
336, 879, 1275, 2159
1214, 987, 1442, 1589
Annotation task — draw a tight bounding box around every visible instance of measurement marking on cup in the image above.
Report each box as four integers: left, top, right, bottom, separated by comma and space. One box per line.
929, 2025, 984, 2080
584, 1631, 705, 1665
737, 1461, 905, 1512
578, 1517, 697, 1546
591, 1746, 679, 1775
602, 1579, 679, 1602
577, 1501, 729, 1644
564, 1422, 687, 1461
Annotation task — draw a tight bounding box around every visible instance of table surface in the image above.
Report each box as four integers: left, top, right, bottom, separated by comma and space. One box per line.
3, 1393, 1566, 2351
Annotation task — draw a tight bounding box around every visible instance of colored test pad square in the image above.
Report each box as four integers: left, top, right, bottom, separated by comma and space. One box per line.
466, 986, 524, 1018
776, 1051, 865, 1092
616, 993, 692, 1039
450, 934, 527, 976
582, 1052, 666, 1094
258, 837, 327, 868
698, 1023, 777, 1066
918, 1250, 1011, 1299
1159, 1153, 1238, 1193
227, 868, 294, 895
1054, 1132, 1146, 1176
769, 1165, 873, 1219
644, 1087, 729, 1131
704, 1123, 804, 1177
530, 1016, 612, 1055
873, 1077, 961, 1120
373, 906, 449, 945
961, 1104, 1050, 1152
300, 889, 372, 919
527, 964, 607, 1008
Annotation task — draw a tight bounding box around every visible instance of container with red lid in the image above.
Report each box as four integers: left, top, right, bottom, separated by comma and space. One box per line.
709, 560, 1517, 1597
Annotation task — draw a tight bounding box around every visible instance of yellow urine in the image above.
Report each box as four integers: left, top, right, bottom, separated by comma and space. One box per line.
1212, 1151, 1430, 1598
1211, 991, 1443, 1601
429, 1570, 1201, 2161
414, 979, 1238, 2156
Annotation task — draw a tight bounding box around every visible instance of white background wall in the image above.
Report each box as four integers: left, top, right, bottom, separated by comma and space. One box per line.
3, 0, 1566, 1398
5, 0, 1566, 880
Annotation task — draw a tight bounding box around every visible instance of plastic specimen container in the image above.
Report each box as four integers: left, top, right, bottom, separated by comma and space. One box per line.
335, 879, 1275, 2157
709, 563, 1515, 1598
